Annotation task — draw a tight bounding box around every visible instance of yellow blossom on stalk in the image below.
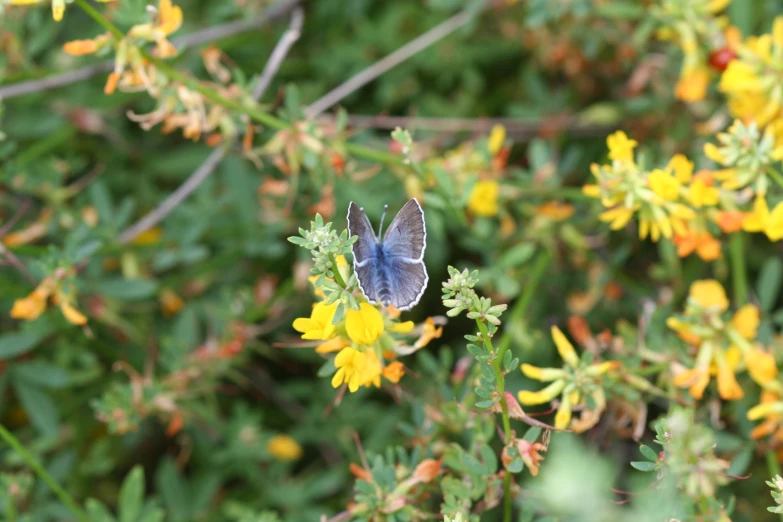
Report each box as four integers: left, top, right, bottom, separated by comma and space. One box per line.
345, 303, 384, 345
668, 154, 694, 183
747, 386, 783, 444
292, 302, 338, 340
675, 66, 710, 103
668, 280, 763, 400
518, 326, 620, 431
535, 202, 575, 221
468, 180, 499, 217
266, 434, 303, 461
413, 317, 443, 349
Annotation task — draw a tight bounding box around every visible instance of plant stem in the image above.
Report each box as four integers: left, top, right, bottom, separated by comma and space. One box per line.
476, 319, 512, 522
730, 232, 748, 305
72, 0, 406, 167
0, 424, 90, 522
329, 254, 348, 288
767, 451, 783, 522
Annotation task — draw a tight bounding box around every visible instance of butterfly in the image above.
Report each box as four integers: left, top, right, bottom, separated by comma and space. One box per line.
347, 198, 428, 311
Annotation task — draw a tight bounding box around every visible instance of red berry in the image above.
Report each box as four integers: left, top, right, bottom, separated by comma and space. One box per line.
709, 48, 737, 71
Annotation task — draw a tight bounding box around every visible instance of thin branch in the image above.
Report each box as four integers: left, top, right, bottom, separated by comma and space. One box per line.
118, 8, 304, 245
0, 0, 299, 100
320, 114, 615, 138
304, 4, 488, 118
0, 199, 37, 285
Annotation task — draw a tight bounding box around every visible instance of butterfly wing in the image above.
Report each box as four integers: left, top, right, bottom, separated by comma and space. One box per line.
384, 256, 428, 311
382, 198, 426, 261
381, 198, 428, 310
347, 202, 380, 304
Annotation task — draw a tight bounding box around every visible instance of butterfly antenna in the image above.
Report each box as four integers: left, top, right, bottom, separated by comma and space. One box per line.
377, 204, 389, 240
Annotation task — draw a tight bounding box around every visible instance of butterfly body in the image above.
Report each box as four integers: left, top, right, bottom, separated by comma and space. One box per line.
347, 199, 428, 311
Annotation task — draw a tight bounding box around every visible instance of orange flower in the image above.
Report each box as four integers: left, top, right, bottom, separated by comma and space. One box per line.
716, 210, 746, 233
673, 229, 722, 261
104, 72, 121, 95
535, 202, 575, 221
382, 361, 405, 383
412, 458, 442, 483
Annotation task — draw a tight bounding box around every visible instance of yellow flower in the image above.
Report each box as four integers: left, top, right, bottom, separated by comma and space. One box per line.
488, 124, 506, 155
315, 336, 349, 354
598, 206, 635, 230
10, 289, 49, 321
606, 131, 637, 163
331, 348, 368, 392
60, 302, 87, 326
648, 169, 681, 202
345, 303, 384, 345
389, 321, 415, 334
673, 366, 710, 399
743, 197, 783, 241
675, 66, 710, 103
266, 434, 302, 461
667, 154, 694, 183
468, 180, 499, 217
732, 305, 760, 339
551, 326, 579, 367
716, 354, 743, 400
688, 280, 729, 312
554, 394, 572, 430
518, 380, 566, 405
745, 348, 777, 386
687, 176, 720, 208
704, 142, 726, 164
413, 317, 443, 349
293, 302, 338, 340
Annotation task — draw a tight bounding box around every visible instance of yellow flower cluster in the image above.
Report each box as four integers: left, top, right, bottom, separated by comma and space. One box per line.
719, 17, 783, 137
292, 259, 442, 393
517, 326, 620, 432
668, 280, 773, 400
585, 131, 706, 244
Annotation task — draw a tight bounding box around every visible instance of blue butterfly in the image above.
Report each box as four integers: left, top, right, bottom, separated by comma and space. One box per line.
347, 198, 428, 311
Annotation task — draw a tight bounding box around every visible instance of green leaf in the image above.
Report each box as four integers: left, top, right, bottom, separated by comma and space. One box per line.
757, 258, 782, 311
506, 456, 524, 473
495, 243, 535, 271
480, 444, 497, 474
474, 399, 497, 409
639, 445, 658, 462
630, 461, 656, 472
11, 361, 69, 388
13, 379, 59, 437
523, 426, 542, 442
119, 466, 145, 522
0, 326, 53, 360
86, 498, 117, 522
96, 278, 159, 300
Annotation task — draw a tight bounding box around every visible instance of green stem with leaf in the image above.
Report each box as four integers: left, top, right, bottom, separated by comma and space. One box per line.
0, 424, 90, 522
328, 254, 348, 288
476, 319, 512, 522
767, 451, 783, 522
